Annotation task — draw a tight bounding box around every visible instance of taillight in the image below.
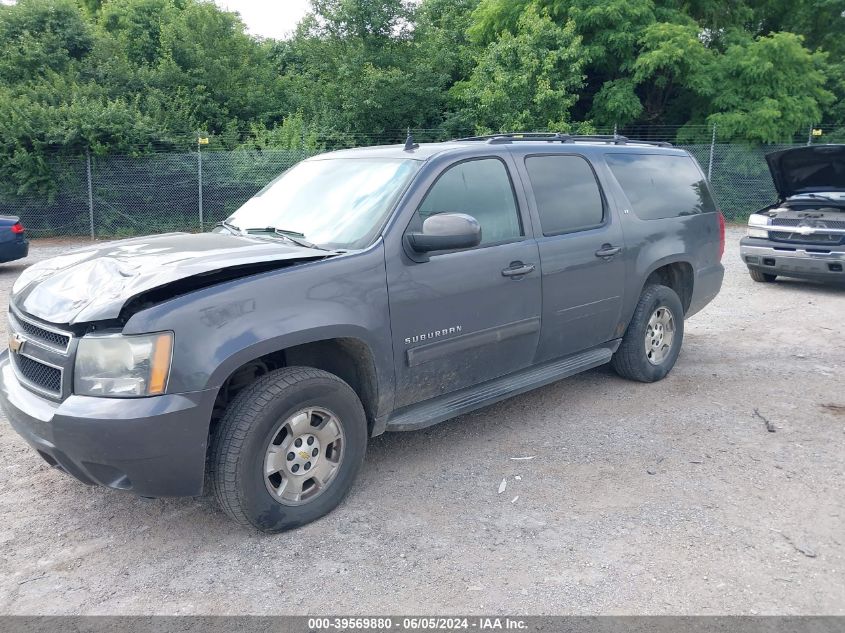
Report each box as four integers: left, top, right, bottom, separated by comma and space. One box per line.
717, 212, 725, 260
10, 222, 24, 234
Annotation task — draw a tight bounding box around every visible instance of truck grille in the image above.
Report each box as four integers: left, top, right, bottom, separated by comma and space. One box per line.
771, 218, 845, 229
770, 218, 845, 246
13, 353, 62, 395
15, 317, 71, 351
769, 231, 842, 245
7, 308, 73, 399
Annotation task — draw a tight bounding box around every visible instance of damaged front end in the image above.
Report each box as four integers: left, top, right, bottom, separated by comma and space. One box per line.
5, 232, 332, 401
11, 232, 331, 327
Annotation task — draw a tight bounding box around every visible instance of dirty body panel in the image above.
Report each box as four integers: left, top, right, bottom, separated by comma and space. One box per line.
1, 138, 724, 499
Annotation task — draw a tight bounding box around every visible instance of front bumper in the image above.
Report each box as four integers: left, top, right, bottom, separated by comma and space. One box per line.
0, 351, 217, 497
740, 237, 845, 282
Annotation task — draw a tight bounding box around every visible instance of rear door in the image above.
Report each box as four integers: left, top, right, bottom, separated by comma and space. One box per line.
515, 153, 627, 362
386, 156, 542, 409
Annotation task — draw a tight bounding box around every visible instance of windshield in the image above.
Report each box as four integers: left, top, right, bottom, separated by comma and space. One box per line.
225, 157, 421, 250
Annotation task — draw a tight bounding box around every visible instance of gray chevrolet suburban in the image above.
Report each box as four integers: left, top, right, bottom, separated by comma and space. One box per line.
0, 133, 724, 532
740, 144, 845, 283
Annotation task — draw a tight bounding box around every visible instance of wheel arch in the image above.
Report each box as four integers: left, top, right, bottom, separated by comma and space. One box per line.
640, 258, 695, 314
208, 331, 383, 436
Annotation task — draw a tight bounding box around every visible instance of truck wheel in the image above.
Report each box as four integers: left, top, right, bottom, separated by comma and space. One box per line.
209, 367, 367, 533
611, 284, 684, 383
749, 268, 777, 283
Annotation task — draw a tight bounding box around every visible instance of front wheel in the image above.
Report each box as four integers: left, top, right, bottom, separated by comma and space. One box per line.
209, 367, 367, 533
611, 284, 684, 383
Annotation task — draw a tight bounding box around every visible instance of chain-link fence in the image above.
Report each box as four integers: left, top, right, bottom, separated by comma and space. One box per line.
0, 139, 832, 238
0, 149, 314, 239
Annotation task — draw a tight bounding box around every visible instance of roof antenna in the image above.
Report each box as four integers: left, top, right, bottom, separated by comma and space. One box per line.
404, 127, 419, 152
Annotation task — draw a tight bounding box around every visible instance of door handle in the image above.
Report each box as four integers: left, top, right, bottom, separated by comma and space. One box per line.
595, 244, 622, 259
502, 262, 536, 277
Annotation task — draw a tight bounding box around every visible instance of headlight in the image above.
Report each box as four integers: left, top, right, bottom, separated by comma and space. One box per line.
74, 332, 173, 397
747, 213, 770, 238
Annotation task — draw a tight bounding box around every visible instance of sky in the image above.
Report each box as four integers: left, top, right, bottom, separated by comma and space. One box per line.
214, 0, 311, 40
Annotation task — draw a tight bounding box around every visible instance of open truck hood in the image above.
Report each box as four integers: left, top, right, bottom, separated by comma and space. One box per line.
766, 145, 845, 199
11, 232, 328, 325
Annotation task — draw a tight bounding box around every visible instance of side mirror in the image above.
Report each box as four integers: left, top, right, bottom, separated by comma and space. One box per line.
406, 213, 482, 254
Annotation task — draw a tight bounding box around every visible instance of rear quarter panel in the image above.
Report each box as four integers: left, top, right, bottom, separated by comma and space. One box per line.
596, 150, 723, 326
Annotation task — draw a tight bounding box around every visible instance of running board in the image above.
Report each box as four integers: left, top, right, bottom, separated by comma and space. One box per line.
385, 344, 615, 432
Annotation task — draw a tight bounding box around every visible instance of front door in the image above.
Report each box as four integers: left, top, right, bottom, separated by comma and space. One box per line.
387, 157, 542, 409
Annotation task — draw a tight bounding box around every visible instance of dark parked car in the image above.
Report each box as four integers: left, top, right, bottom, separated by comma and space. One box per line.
741, 144, 845, 283
0, 215, 28, 264
0, 134, 724, 532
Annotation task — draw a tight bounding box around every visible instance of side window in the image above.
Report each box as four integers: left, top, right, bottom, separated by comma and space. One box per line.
524, 155, 604, 235
605, 153, 717, 220
418, 158, 522, 246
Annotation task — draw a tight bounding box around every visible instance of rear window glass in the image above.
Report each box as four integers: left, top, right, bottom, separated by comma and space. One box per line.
605, 154, 716, 220
525, 155, 604, 235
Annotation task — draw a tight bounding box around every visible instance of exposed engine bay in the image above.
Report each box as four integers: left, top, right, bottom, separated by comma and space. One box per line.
756, 205, 845, 223
753, 200, 845, 246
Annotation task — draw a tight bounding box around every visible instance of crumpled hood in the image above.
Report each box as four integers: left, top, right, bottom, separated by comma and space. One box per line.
11, 232, 328, 324
766, 145, 845, 198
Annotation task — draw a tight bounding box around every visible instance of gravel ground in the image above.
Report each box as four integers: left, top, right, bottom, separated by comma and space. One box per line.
0, 228, 843, 615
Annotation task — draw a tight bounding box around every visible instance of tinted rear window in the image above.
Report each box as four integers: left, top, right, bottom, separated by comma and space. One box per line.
525, 155, 604, 235
605, 154, 716, 219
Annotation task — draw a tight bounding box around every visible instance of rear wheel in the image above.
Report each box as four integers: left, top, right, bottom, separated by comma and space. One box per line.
611, 284, 684, 383
749, 268, 777, 283
209, 367, 367, 533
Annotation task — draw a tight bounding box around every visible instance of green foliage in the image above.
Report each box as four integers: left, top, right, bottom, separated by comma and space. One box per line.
0, 0, 285, 196
452, 6, 585, 133
237, 114, 324, 152
704, 33, 835, 142
0, 0, 843, 202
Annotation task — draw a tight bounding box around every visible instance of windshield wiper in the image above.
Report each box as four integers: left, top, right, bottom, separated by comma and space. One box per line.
216, 219, 244, 234
248, 227, 334, 251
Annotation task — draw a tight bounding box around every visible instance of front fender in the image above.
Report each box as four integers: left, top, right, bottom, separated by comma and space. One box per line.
122, 245, 394, 413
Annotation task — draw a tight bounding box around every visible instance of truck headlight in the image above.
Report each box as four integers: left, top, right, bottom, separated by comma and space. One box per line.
74, 332, 173, 397
747, 213, 770, 238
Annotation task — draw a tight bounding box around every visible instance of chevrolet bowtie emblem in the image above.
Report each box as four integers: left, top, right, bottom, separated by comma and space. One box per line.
298, 450, 310, 460
8, 333, 26, 354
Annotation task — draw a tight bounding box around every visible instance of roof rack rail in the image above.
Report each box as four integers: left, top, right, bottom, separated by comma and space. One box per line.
454, 132, 673, 148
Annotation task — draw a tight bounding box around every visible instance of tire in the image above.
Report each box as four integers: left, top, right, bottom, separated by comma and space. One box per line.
611, 284, 685, 383
749, 268, 777, 283
209, 367, 367, 533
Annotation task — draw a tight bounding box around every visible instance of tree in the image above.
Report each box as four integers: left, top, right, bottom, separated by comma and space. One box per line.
452, 5, 586, 133
276, 0, 445, 142
0, 0, 285, 196
702, 32, 834, 142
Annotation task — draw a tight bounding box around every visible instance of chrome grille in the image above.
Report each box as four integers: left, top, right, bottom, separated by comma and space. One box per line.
770, 231, 842, 244
15, 317, 71, 351
772, 218, 845, 229
13, 353, 62, 395
7, 308, 73, 399
769, 218, 845, 245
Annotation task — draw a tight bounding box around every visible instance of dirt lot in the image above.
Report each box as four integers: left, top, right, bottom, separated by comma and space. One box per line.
0, 228, 843, 615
